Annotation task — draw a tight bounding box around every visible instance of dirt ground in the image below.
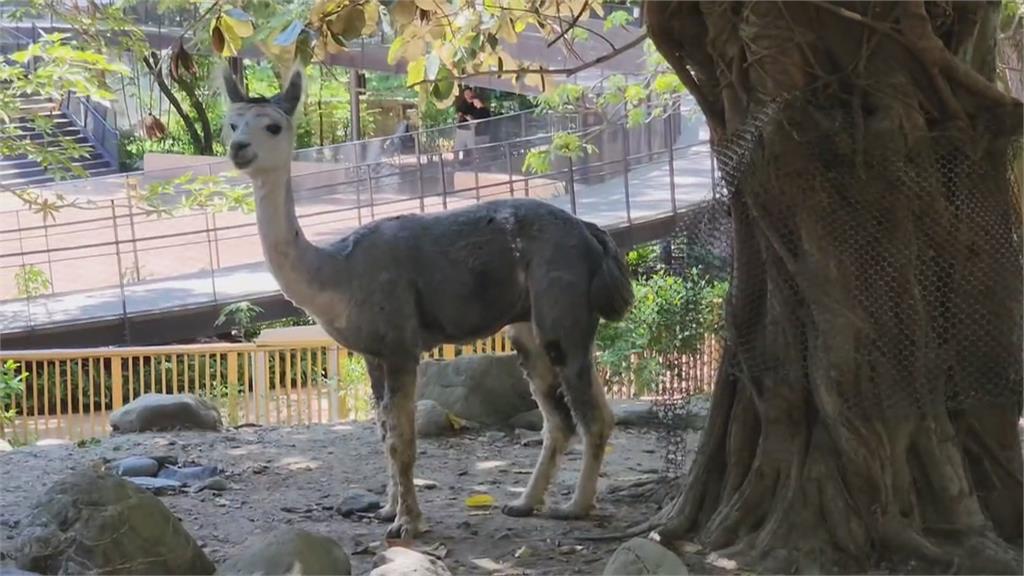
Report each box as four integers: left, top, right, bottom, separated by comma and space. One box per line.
0, 422, 701, 575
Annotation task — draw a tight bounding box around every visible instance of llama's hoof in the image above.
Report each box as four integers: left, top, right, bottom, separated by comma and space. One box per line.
545, 503, 590, 520
385, 516, 423, 540
501, 501, 537, 517
374, 506, 397, 522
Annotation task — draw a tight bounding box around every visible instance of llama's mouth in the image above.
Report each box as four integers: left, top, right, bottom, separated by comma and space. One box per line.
231, 154, 255, 170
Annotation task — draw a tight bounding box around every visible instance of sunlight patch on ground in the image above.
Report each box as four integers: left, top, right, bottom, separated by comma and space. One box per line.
330, 424, 355, 432
276, 456, 322, 470
475, 460, 509, 471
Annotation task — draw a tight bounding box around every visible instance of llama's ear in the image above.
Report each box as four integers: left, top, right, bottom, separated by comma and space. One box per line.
278, 68, 304, 117
221, 65, 246, 104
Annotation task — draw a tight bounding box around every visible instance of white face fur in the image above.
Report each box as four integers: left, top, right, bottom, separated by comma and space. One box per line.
223, 68, 304, 174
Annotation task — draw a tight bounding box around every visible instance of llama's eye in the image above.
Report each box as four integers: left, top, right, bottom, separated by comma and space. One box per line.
266, 123, 282, 135
229, 123, 238, 132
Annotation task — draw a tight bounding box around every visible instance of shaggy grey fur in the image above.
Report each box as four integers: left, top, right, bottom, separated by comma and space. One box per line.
222, 67, 634, 539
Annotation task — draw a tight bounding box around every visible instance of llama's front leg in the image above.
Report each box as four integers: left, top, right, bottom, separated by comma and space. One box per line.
382, 359, 424, 539
366, 357, 398, 521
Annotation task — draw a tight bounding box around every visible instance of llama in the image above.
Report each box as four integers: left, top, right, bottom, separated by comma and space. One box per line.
221, 67, 634, 539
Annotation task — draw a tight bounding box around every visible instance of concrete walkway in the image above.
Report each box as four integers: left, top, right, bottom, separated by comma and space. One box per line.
0, 141, 713, 334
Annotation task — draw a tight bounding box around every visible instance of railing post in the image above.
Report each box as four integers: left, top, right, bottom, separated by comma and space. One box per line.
254, 350, 268, 424
204, 211, 218, 302
111, 356, 124, 411
366, 169, 375, 221
505, 143, 514, 197
355, 169, 363, 225
326, 347, 340, 422
622, 124, 633, 225
125, 182, 142, 282
226, 351, 239, 426
111, 201, 131, 344
567, 157, 577, 215
415, 133, 425, 213
666, 113, 677, 214
439, 153, 448, 210
211, 211, 222, 269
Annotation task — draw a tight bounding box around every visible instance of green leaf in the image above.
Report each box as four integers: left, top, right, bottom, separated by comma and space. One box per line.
406, 56, 426, 86
604, 10, 633, 30
387, 35, 407, 64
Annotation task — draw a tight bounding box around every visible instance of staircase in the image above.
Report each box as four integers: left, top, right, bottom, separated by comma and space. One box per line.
1, 92, 118, 189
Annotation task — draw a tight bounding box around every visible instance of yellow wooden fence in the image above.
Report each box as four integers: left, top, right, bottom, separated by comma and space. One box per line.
0, 326, 514, 444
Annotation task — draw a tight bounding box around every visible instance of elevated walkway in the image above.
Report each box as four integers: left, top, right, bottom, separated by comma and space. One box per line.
1, 106, 713, 349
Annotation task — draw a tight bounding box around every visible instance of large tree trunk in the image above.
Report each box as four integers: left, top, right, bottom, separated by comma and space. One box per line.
645, 2, 1023, 573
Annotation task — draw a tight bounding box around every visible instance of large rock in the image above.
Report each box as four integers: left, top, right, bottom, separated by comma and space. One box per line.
603, 538, 688, 575
416, 400, 453, 438
217, 527, 350, 575
109, 456, 160, 477
508, 409, 544, 432
13, 469, 214, 575
110, 393, 221, 433
612, 400, 659, 427
368, 547, 451, 576
598, 537, 688, 569
417, 354, 536, 426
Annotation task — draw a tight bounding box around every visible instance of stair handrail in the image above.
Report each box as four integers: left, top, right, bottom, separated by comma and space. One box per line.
61, 91, 120, 172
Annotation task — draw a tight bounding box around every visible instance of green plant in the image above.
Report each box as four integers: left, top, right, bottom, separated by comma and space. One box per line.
215, 301, 265, 341
0, 360, 26, 441
334, 353, 372, 421
596, 270, 727, 395
14, 265, 51, 297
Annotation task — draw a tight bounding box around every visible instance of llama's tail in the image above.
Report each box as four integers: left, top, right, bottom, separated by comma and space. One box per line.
584, 220, 634, 322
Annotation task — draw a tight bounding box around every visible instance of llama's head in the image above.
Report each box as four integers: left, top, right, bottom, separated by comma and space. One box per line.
221, 66, 304, 174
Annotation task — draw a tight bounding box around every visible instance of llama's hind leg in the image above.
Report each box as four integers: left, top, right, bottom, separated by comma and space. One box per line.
502, 323, 575, 518
548, 356, 613, 519
366, 356, 398, 522
382, 359, 425, 539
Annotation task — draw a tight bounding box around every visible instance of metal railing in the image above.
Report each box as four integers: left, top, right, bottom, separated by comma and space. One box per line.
0, 107, 712, 334
61, 92, 120, 170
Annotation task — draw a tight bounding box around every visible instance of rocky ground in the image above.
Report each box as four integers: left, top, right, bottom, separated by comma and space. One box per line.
0, 421, 703, 575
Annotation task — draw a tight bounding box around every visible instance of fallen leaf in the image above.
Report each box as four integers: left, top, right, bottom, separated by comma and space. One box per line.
465, 494, 496, 508
514, 545, 532, 559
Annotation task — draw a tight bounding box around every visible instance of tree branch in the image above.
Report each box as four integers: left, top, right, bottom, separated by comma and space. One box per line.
424, 32, 648, 85
547, 0, 590, 48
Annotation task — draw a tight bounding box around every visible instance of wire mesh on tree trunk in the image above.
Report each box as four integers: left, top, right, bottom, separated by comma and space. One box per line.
654, 93, 1023, 475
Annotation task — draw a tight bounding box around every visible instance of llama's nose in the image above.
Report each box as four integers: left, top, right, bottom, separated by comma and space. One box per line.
230, 141, 251, 155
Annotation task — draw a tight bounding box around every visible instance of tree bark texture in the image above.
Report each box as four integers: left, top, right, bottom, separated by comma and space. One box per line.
645, 2, 1023, 573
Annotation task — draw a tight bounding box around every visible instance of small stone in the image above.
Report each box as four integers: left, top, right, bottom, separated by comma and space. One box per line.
415, 400, 453, 438
109, 456, 160, 478
520, 436, 543, 447
369, 547, 451, 576
483, 431, 505, 442
158, 465, 220, 486
603, 538, 687, 575
217, 527, 350, 575
125, 476, 183, 495
335, 489, 382, 517
191, 477, 229, 492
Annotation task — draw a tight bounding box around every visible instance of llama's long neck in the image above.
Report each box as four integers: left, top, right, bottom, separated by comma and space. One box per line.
251, 170, 327, 306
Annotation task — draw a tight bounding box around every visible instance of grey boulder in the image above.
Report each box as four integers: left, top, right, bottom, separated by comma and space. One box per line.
335, 489, 382, 517
369, 547, 451, 576
157, 465, 221, 485
612, 400, 659, 427
110, 393, 222, 433
125, 476, 184, 495
13, 469, 214, 575
603, 538, 688, 575
109, 456, 160, 477
508, 408, 544, 431
415, 400, 453, 438
417, 354, 536, 426
217, 527, 350, 575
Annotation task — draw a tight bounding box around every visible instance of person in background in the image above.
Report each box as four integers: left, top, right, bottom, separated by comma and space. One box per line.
454, 86, 477, 161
